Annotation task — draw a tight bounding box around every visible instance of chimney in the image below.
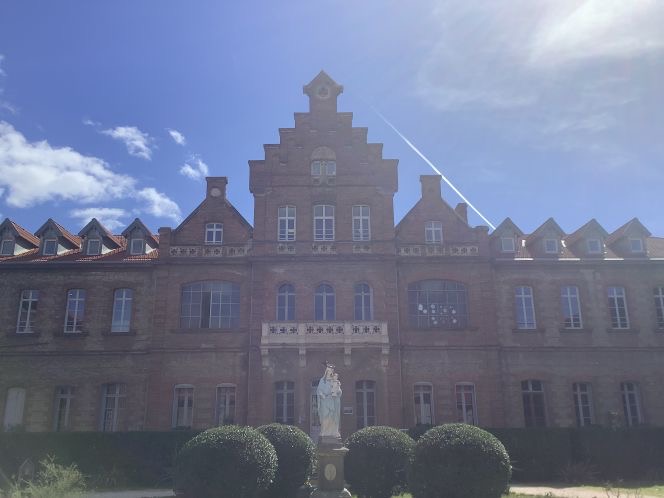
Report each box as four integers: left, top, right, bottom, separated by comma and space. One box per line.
455, 203, 468, 223
420, 175, 442, 200
206, 177, 228, 200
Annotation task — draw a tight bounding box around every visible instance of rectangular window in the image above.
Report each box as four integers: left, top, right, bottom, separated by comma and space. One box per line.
130, 238, 145, 255
414, 384, 433, 425
275, 381, 295, 425
43, 238, 57, 255
629, 238, 644, 253
352, 205, 370, 241
456, 383, 478, 425
53, 386, 74, 432
16, 290, 39, 334
3, 387, 26, 431
515, 286, 536, 329
572, 382, 594, 427
277, 285, 295, 321
313, 205, 335, 241
544, 238, 559, 254
608, 286, 629, 329
655, 287, 664, 329
64, 289, 85, 333
561, 286, 583, 329
111, 289, 133, 333
180, 281, 240, 329
100, 383, 125, 432
500, 237, 516, 253
356, 380, 376, 429
172, 385, 194, 429
522, 380, 546, 427
0, 239, 14, 256
621, 382, 642, 426
586, 239, 602, 254
87, 239, 101, 255
425, 221, 443, 244
278, 206, 296, 242
215, 385, 236, 425
205, 223, 223, 245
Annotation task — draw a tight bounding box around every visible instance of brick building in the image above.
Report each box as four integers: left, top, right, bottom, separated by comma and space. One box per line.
1, 71, 664, 435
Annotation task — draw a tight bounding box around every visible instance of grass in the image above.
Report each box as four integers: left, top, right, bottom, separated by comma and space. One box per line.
581, 484, 664, 496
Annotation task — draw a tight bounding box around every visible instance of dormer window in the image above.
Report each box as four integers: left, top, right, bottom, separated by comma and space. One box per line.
544, 238, 559, 254
87, 239, 101, 256
130, 238, 145, 255
43, 238, 58, 256
425, 221, 443, 244
629, 238, 644, 253
205, 223, 223, 245
500, 237, 516, 253
0, 239, 14, 256
586, 238, 602, 254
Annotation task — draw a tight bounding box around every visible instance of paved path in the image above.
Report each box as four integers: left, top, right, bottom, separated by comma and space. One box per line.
511, 485, 658, 497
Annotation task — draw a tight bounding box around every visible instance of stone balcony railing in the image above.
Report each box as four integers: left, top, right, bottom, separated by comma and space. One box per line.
169, 244, 252, 258
260, 321, 389, 367
397, 244, 480, 257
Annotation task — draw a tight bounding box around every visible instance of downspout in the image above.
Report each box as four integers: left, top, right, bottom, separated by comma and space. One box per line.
395, 261, 405, 428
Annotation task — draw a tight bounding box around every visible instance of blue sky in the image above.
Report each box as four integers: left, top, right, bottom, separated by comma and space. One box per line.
0, 1, 662, 236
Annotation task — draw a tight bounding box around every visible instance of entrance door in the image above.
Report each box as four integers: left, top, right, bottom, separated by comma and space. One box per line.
310, 380, 320, 441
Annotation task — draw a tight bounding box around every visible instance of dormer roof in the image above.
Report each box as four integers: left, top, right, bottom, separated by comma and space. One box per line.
0, 218, 39, 247
565, 219, 609, 246
121, 218, 159, 245
78, 218, 122, 248
34, 218, 81, 247
606, 217, 651, 245
303, 70, 343, 101
490, 218, 524, 238
525, 218, 565, 245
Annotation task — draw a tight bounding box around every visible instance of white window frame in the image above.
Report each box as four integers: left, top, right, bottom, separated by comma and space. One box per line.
172, 384, 195, 429
655, 287, 664, 329
629, 238, 644, 253
276, 283, 295, 321
313, 205, 335, 241
205, 223, 223, 245
311, 160, 336, 176
544, 238, 559, 254
315, 284, 335, 321
3, 387, 26, 431
413, 383, 434, 426
608, 286, 630, 329
274, 381, 295, 425
424, 221, 443, 244
129, 238, 145, 255
111, 288, 133, 333
64, 289, 85, 334
87, 238, 101, 256
561, 286, 583, 329
515, 286, 536, 329
572, 382, 594, 427
53, 386, 74, 432
356, 380, 376, 429
621, 382, 642, 426
43, 238, 58, 256
354, 283, 373, 321
500, 237, 516, 253
16, 289, 39, 334
100, 383, 125, 432
455, 383, 478, 425
215, 384, 236, 426
278, 206, 296, 242
352, 205, 371, 241
0, 239, 14, 256
586, 238, 602, 254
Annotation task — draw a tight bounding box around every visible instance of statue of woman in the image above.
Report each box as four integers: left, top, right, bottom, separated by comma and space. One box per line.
317, 363, 341, 438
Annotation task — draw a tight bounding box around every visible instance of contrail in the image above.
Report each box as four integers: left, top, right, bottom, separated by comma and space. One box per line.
371, 107, 496, 230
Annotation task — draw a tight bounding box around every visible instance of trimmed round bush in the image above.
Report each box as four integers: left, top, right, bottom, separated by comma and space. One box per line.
345, 426, 415, 498
257, 424, 316, 498
174, 426, 277, 498
409, 424, 511, 498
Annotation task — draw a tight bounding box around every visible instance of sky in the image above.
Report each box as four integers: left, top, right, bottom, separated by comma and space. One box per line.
0, 1, 662, 236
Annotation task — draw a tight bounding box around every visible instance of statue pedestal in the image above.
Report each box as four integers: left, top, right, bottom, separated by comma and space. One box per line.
311, 436, 351, 498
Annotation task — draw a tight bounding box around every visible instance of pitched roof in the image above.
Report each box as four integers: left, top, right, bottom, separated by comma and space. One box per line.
0, 218, 39, 246
121, 218, 159, 245
606, 217, 652, 245
490, 217, 524, 238
34, 218, 81, 246
565, 219, 609, 246
78, 218, 122, 247
525, 218, 565, 244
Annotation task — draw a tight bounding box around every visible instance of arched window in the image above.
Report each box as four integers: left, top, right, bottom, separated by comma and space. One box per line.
315, 284, 335, 321
277, 284, 295, 321
311, 146, 336, 176
354, 283, 372, 321
180, 281, 240, 329
408, 280, 468, 329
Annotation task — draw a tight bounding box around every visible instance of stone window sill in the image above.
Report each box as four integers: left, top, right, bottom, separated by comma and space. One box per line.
56, 332, 89, 338
103, 331, 137, 337
173, 328, 245, 334
6, 331, 41, 337
559, 327, 593, 333
512, 328, 545, 333
606, 328, 639, 334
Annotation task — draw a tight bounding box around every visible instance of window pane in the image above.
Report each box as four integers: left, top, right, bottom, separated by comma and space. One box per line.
515, 286, 536, 329
408, 280, 468, 329
180, 282, 240, 329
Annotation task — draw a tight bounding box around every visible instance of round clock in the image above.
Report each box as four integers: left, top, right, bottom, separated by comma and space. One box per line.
210, 187, 222, 197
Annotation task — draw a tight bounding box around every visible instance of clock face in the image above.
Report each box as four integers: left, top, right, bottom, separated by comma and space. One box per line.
316, 84, 331, 100
210, 187, 222, 197
324, 463, 337, 481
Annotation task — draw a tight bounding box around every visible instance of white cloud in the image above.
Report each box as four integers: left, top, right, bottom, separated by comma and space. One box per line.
101, 125, 154, 160
82, 118, 100, 127
70, 207, 129, 231
135, 187, 182, 223
179, 156, 209, 181
167, 128, 186, 146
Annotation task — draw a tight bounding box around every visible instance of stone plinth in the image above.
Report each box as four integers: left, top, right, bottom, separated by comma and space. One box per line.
311, 436, 351, 498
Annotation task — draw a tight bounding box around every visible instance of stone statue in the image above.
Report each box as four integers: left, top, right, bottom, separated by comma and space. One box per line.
317, 363, 341, 439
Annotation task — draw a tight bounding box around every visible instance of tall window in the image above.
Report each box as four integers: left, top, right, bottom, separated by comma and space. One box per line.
87, 238, 101, 255
64, 289, 85, 333
172, 385, 194, 429
456, 383, 478, 425
654, 287, 664, 329
43, 238, 57, 256
522, 380, 546, 427
277, 284, 295, 321
515, 286, 536, 329
0, 239, 14, 256
352, 205, 370, 241
356, 380, 376, 429
16, 290, 39, 334
413, 383, 433, 425
425, 221, 443, 244
408, 280, 468, 329
53, 386, 74, 432
621, 382, 642, 426
572, 382, 594, 427
608, 286, 629, 329
315, 284, 335, 321
278, 206, 296, 242
313, 205, 335, 241
180, 281, 240, 329
275, 381, 295, 424
354, 283, 372, 321
3, 387, 26, 430
561, 286, 583, 329
111, 289, 133, 333
100, 383, 125, 432
215, 385, 236, 426
205, 223, 223, 245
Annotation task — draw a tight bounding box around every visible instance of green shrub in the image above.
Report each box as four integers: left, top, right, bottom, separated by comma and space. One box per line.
345, 426, 415, 498
257, 424, 315, 498
174, 426, 277, 498
3, 456, 86, 498
409, 424, 511, 498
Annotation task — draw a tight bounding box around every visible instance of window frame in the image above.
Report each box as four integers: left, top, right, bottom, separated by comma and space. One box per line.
424, 221, 443, 245
0, 239, 14, 256
172, 384, 195, 430
629, 238, 644, 253
277, 205, 296, 242
455, 382, 478, 425
500, 237, 516, 253
274, 380, 295, 425
64, 289, 86, 334
111, 288, 133, 333
87, 238, 101, 256
586, 238, 602, 255
129, 238, 145, 255
276, 283, 295, 321
53, 386, 74, 432
180, 281, 241, 330
3, 387, 26, 431
655, 287, 664, 329
313, 204, 335, 241
543, 238, 559, 254
314, 283, 335, 321
413, 382, 434, 426
205, 223, 223, 245
16, 289, 39, 334
100, 383, 126, 432
352, 205, 371, 242
356, 380, 376, 429
215, 384, 237, 426
608, 286, 630, 329
521, 379, 546, 428
561, 285, 583, 329
408, 280, 469, 330
354, 283, 373, 321
620, 381, 643, 427
515, 286, 537, 330
572, 382, 594, 427
43, 238, 58, 256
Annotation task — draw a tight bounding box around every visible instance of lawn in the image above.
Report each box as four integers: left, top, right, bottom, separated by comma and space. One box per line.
581, 484, 664, 496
